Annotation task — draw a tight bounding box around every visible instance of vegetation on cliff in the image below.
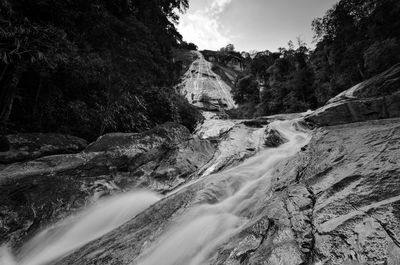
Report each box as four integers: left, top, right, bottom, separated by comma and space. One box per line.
0, 0, 201, 140
229, 0, 400, 118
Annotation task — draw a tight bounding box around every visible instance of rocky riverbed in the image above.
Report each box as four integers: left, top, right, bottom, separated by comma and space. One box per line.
1, 58, 400, 265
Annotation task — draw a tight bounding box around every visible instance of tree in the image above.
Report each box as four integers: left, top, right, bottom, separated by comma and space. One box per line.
181, 41, 198, 50
220, 44, 235, 53
231, 0, 400, 118
364, 39, 400, 76
0, 0, 201, 140
311, 0, 400, 99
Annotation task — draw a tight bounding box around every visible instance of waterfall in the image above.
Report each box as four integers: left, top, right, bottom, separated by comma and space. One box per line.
1, 119, 309, 265
135, 119, 310, 265
1, 191, 161, 265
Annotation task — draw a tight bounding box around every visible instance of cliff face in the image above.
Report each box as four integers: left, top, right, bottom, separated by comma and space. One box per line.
177, 51, 237, 111
1, 55, 400, 265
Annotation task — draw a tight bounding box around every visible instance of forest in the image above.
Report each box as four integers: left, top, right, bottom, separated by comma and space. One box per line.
0, 0, 201, 141
1, 0, 400, 137
229, 0, 400, 118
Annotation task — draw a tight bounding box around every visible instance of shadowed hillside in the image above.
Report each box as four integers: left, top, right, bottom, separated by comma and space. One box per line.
0, 0, 201, 140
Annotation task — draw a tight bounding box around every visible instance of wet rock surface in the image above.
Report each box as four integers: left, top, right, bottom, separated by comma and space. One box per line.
0, 133, 88, 164
0, 123, 215, 248
306, 64, 400, 126
198, 123, 268, 177
52, 120, 300, 265
300, 118, 400, 264
195, 111, 238, 140
177, 51, 236, 111
210, 118, 400, 265
53, 118, 400, 265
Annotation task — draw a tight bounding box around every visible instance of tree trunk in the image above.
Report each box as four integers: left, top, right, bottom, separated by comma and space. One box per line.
357, 63, 366, 80
33, 77, 43, 118
0, 65, 21, 125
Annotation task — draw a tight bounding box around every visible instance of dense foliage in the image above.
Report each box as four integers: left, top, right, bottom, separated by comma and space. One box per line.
230, 0, 400, 118
0, 0, 201, 140
229, 42, 317, 118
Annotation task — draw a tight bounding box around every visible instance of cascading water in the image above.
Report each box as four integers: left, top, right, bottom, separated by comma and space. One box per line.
135, 119, 310, 265
1, 191, 161, 265
1, 119, 310, 265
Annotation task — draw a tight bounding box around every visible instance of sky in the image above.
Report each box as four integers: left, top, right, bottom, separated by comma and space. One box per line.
177, 0, 339, 52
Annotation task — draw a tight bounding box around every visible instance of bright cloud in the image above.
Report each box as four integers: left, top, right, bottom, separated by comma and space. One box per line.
210, 0, 233, 15
177, 0, 234, 50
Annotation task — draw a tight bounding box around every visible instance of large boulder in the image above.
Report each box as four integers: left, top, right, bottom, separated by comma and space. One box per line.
0, 133, 88, 164
0, 123, 215, 248
306, 64, 400, 126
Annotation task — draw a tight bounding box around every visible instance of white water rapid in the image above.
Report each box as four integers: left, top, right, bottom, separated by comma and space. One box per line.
135, 119, 311, 265
0, 191, 161, 265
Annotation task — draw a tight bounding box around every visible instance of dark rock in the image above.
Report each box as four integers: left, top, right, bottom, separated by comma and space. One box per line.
0, 133, 88, 164
0, 122, 215, 248
306, 64, 400, 126
85, 122, 190, 153
0, 135, 10, 152
264, 128, 288, 148
242, 118, 270, 128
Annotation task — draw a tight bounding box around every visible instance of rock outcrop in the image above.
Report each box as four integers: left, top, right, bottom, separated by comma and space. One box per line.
299, 118, 400, 264
52, 118, 400, 265
221, 117, 400, 265
0, 133, 88, 164
264, 128, 288, 148
0, 123, 215, 248
177, 51, 236, 111
306, 64, 400, 126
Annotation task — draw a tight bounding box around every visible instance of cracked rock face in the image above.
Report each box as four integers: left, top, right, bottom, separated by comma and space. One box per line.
0, 123, 215, 249
300, 118, 400, 264
212, 118, 400, 265
306, 64, 400, 126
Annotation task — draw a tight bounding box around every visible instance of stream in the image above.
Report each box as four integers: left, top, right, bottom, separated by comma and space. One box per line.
0, 51, 311, 265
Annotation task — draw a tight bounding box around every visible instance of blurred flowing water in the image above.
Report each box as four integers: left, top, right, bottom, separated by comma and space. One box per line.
136, 119, 310, 265
1, 191, 161, 265
0, 119, 310, 265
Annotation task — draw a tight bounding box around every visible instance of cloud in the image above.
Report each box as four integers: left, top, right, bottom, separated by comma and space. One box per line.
210, 0, 233, 15
177, 0, 234, 50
